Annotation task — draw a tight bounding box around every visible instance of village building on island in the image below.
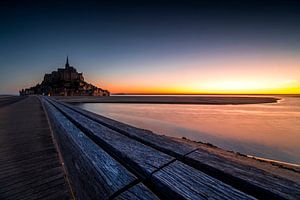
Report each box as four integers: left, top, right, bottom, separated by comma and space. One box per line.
20, 57, 110, 96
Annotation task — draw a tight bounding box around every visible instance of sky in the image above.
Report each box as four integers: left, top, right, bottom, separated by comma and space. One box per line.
0, 0, 300, 94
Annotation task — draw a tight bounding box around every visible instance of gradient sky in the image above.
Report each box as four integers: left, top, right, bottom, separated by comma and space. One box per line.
0, 0, 299, 94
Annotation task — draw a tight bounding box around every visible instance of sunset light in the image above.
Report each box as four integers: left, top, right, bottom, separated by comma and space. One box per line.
83, 51, 300, 95
1, 1, 300, 199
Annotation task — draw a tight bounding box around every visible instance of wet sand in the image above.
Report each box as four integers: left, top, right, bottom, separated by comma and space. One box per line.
54, 95, 279, 104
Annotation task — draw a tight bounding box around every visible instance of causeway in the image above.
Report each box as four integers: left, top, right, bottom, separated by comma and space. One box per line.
0, 96, 299, 200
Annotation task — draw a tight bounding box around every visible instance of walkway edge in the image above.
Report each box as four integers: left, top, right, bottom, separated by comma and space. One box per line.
39, 96, 75, 199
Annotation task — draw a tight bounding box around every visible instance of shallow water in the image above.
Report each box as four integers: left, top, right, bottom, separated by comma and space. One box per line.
77, 96, 300, 164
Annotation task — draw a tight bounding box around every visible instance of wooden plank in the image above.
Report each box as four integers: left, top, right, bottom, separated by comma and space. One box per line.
55, 98, 300, 200
3, 176, 67, 200
0, 137, 54, 154
38, 189, 71, 200
0, 147, 57, 164
43, 99, 140, 199
151, 161, 256, 200
0, 168, 64, 192
0, 96, 26, 108
0, 148, 57, 164
0, 115, 48, 125
46, 98, 256, 200
0, 153, 58, 175
114, 183, 159, 200
30, 184, 71, 200
54, 99, 197, 158
185, 149, 300, 200
0, 143, 56, 159
0, 127, 50, 136
0, 161, 64, 186
0, 168, 65, 196
0, 96, 71, 200
48, 99, 174, 178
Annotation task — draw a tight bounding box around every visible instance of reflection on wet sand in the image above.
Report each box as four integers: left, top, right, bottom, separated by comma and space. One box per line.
78, 96, 300, 164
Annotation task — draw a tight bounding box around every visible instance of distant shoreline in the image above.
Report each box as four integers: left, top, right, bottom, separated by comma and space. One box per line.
54, 95, 280, 105
112, 93, 300, 96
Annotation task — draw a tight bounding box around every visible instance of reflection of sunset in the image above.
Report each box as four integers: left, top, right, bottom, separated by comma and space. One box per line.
80, 96, 300, 163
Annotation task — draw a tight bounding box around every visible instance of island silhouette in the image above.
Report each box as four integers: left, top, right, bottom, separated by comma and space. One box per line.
20, 57, 110, 96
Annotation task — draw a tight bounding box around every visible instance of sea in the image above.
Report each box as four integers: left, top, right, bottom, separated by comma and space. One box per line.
77, 95, 300, 165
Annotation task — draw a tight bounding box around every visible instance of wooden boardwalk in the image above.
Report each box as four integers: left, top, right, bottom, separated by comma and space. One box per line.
43, 97, 300, 200
0, 96, 71, 199
1, 95, 299, 199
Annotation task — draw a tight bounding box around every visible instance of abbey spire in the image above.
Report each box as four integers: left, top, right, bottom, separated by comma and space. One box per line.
65, 56, 70, 68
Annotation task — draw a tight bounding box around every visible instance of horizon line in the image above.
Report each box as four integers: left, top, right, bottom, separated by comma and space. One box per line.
1, 93, 300, 96
111, 93, 300, 96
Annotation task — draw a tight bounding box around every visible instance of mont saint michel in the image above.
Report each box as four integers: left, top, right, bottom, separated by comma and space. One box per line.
1, 1, 300, 199
20, 57, 110, 96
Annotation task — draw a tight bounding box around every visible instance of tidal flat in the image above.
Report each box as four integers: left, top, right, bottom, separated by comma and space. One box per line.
54, 95, 279, 104
72, 95, 300, 165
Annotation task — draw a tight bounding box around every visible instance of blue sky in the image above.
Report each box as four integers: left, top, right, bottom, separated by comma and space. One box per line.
0, 0, 299, 94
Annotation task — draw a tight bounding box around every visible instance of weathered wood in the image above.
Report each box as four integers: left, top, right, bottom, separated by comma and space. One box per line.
54, 99, 300, 200
0, 168, 65, 197
0, 96, 26, 108
185, 149, 300, 200
114, 183, 159, 200
44, 99, 161, 199
0, 153, 58, 178
0, 135, 54, 155
0, 162, 64, 188
47, 98, 175, 178
0, 148, 57, 165
43, 99, 139, 199
46, 98, 256, 199
151, 161, 256, 200
55, 100, 197, 158
0, 96, 71, 200
7, 179, 68, 200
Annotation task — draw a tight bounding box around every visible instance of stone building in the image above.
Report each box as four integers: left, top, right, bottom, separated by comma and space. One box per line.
20, 57, 110, 96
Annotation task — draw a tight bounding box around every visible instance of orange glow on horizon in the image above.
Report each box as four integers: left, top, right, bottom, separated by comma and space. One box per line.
96, 79, 300, 94
90, 53, 300, 95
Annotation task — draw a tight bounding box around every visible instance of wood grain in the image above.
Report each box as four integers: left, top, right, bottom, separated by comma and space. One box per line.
56, 100, 197, 158
43, 99, 138, 199
54, 99, 300, 200
185, 148, 300, 200
151, 161, 256, 200
113, 183, 159, 200
46, 98, 257, 199
0, 96, 71, 200
49, 99, 175, 178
